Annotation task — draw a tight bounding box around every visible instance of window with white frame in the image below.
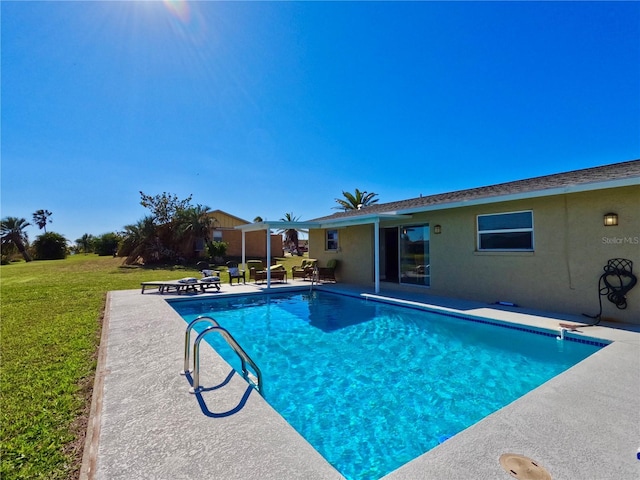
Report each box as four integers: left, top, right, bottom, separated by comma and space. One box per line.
212, 230, 223, 242
477, 211, 534, 251
326, 229, 339, 251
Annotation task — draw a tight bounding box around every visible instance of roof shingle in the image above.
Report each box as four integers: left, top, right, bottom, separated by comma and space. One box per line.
312, 159, 640, 221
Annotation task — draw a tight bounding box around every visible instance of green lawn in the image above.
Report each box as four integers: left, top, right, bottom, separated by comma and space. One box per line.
0, 254, 304, 479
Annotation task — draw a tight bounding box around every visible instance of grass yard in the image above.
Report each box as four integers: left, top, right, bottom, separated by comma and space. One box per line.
0, 254, 303, 479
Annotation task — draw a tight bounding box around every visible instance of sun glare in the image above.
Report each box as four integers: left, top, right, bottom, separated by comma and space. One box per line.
163, 0, 190, 23
160, 0, 207, 45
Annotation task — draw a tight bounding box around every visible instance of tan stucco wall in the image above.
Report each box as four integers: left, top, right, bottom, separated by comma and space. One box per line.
309, 224, 374, 284
220, 230, 283, 259
310, 186, 640, 323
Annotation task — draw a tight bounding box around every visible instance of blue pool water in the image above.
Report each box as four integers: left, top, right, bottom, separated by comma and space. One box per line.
171, 291, 604, 480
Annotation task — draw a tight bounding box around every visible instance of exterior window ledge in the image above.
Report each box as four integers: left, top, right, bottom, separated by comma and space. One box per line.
474, 250, 535, 256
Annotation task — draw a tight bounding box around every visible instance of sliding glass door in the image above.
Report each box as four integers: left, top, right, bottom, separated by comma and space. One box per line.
399, 224, 430, 286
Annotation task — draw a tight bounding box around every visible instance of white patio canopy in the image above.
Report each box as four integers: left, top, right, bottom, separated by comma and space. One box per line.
235, 213, 411, 291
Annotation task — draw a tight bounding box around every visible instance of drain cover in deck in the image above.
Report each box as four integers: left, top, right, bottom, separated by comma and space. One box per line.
499, 453, 551, 480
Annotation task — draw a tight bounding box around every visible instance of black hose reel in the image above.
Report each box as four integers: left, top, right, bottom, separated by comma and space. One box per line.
584, 258, 637, 323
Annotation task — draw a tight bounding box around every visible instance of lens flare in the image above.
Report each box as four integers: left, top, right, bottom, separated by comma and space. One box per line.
163, 0, 190, 23
162, 0, 206, 44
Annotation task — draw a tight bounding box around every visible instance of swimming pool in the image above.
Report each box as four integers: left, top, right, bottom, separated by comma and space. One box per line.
171, 291, 604, 480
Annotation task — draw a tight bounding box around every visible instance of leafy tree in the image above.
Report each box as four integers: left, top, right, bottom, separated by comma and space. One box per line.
206, 240, 229, 262
75, 233, 95, 254
94, 232, 121, 256
253, 216, 263, 223
139, 191, 193, 224
125, 193, 222, 264
32, 209, 53, 232
32, 232, 68, 260
1, 217, 32, 262
333, 189, 379, 211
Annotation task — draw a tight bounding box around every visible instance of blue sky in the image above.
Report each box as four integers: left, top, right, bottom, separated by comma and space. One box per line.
2, 1, 639, 244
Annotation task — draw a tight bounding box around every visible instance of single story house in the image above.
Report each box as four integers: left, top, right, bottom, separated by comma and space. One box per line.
239, 160, 639, 323
206, 209, 283, 259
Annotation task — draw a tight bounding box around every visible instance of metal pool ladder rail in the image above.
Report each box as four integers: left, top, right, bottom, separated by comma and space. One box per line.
310, 264, 319, 292
181, 315, 263, 396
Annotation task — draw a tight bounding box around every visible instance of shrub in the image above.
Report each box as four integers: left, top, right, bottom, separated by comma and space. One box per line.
32, 232, 68, 260
206, 241, 228, 263
94, 232, 121, 256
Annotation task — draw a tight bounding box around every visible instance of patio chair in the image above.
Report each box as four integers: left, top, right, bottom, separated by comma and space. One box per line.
247, 260, 265, 282
253, 264, 288, 283
318, 259, 338, 282
226, 261, 245, 285
195, 261, 222, 291
196, 261, 221, 278
292, 259, 317, 281
196, 261, 210, 272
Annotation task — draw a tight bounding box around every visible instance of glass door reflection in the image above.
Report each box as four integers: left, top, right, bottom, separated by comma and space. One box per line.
399, 225, 430, 286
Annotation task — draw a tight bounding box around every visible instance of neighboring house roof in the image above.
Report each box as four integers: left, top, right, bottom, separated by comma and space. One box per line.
312, 159, 640, 222
207, 209, 251, 227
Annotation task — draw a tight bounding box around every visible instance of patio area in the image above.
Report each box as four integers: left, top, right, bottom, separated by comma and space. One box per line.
80, 281, 640, 480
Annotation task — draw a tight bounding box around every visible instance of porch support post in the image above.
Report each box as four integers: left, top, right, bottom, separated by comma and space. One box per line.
241, 231, 246, 269
266, 228, 271, 288
374, 218, 380, 294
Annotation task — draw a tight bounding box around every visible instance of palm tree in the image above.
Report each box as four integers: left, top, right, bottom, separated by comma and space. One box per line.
32, 209, 53, 232
120, 216, 159, 265
75, 233, 94, 254
174, 205, 216, 257
333, 189, 379, 211
1, 217, 32, 262
279, 212, 304, 255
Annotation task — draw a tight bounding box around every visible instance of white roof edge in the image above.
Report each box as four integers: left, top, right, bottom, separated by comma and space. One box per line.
235, 221, 322, 232
318, 213, 412, 229
235, 214, 414, 231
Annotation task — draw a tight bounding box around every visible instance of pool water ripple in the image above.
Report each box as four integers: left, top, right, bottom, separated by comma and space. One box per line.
172, 292, 601, 480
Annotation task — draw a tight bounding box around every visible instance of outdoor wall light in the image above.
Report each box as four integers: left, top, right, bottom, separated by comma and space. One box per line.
603, 213, 618, 226
433, 225, 442, 234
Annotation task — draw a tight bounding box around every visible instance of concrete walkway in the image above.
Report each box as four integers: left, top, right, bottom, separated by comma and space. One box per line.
81, 282, 640, 480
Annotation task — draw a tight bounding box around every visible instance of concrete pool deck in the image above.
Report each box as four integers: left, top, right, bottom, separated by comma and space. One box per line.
81, 282, 640, 480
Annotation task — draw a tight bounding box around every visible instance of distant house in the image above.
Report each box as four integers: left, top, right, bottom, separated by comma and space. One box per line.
206, 210, 283, 259
306, 160, 640, 323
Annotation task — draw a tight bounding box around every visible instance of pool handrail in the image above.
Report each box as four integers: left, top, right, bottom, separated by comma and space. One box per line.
181, 315, 221, 375
184, 316, 263, 396
310, 264, 319, 292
